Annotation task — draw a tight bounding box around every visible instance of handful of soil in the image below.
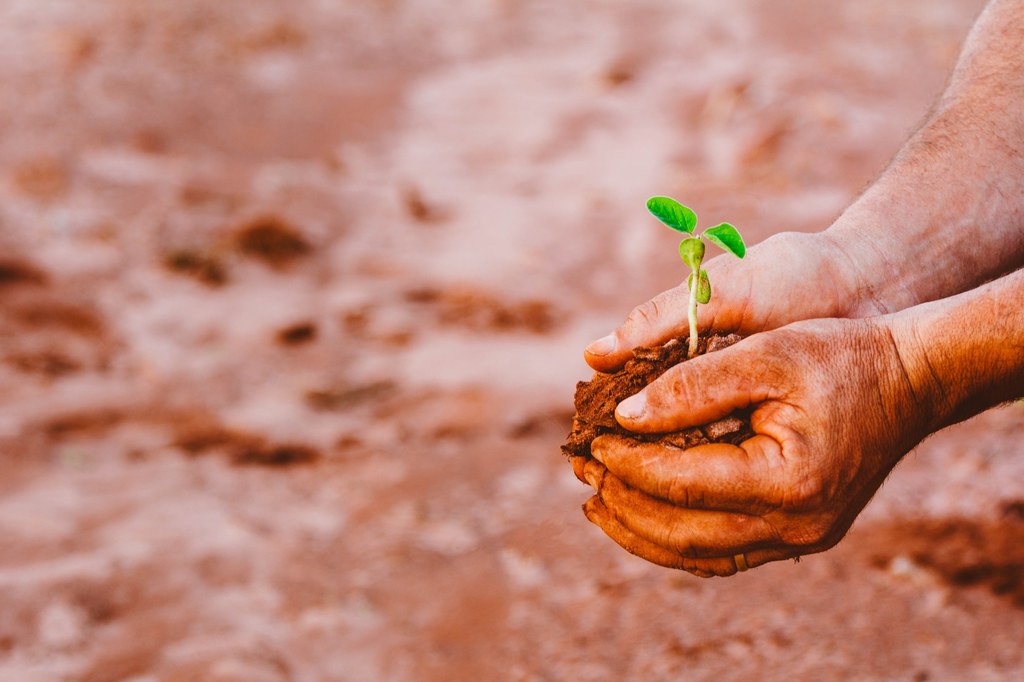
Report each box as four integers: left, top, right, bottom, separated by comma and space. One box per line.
562, 334, 754, 476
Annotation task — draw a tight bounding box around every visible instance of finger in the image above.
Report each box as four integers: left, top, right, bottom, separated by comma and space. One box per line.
579, 457, 608, 491
570, 456, 588, 484
586, 496, 801, 577
596, 473, 780, 558
743, 547, 811, 569
685, 548, 801, 577
615, 338, 780, 433
582, 496, 712, 577
591, 435, 785, 515
584, 286, 691, 372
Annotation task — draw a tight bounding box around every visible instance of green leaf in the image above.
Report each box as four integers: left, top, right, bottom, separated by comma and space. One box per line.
687, 269, 712, 304
678, 237, 705, 270
703, 223, 746, 258
647, 196, 697, 233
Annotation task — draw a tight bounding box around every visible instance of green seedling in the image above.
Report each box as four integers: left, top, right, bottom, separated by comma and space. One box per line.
646, 196, 747, 358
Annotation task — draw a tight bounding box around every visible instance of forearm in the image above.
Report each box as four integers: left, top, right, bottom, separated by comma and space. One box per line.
887, 266, 1024, 433
827, 0, 1024, 315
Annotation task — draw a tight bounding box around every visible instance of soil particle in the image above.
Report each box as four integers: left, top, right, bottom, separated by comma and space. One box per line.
0, 259, 48, 287
865, 514, 1024, 609
6, 351, 81, 377
174, 421, 321, 467
401, 183, 447, 223
405, 285, 559, 334
562, 334, 753, 472
304, 380, 398, 412
233, 216, 311, 268
277, 321, 317, 345
163, 249, 228, 286
232, 443, 320, 467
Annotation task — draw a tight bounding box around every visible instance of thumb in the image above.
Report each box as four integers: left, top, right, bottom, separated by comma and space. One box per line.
584, 286, 693, 372
615, 339, 777, 433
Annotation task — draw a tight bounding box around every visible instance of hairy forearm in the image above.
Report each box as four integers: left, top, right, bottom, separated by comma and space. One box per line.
888, 266, 1024, 434
826, 0, 1024, 315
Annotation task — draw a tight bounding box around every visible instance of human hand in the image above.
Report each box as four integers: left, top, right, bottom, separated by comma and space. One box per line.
583, 231, 894, 374
579, 316, 940, 576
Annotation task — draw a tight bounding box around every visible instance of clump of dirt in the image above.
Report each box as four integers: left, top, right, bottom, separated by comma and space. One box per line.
0, 258, 47, 287
864, 506, 1024, 609
304, 380, 397, 411
173, 419, 321, 467
163, 249, 228, 286
277, 321, 317, 345
405, 285, 558, 334
6, 350, 81, 377
232, 443, 320, 467
401, 183, 448, 223
233, 216, 311, 268
562, 334, 753, 473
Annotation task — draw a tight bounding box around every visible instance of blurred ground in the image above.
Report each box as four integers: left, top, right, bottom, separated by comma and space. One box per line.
1, 0, 1022, 680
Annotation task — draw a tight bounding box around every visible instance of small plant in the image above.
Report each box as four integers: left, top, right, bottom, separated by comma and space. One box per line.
647, 196, 746, 357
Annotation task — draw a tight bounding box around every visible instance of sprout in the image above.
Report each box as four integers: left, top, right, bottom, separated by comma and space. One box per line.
646, 196, 747, 357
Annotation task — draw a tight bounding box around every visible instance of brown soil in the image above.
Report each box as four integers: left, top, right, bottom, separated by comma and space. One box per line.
5, 1, 1024, 680
563, 334, 753, 479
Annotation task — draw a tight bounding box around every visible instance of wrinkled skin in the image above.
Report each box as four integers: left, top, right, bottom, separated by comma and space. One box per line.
577, 0, 1024, 577
581, 263, 1024, 577
583, 232, 869, 373
581, 317, 933, 576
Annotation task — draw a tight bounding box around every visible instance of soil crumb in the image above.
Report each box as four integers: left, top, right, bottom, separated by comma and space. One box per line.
0, 259, 48, 287
304, 380, 397, 411
234, 216, 310, 268
406, 286, 558, 334
277, 322, 317, 345
164, 249, 228, 286
233, 443, 320, 467
174, 420, 320, 467
864, 513, 1024, 609
562, 334, 753, 477
401, 183, 447, 223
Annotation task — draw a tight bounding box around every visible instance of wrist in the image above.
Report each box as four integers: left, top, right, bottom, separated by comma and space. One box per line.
821, 214, 923, 319
882, 269, 1024, 431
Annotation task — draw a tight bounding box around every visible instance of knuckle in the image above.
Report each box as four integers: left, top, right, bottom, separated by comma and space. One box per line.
665, 477, 694, 508
681, 559, 715, 578
782, 517, 835, 549
660, 366, 699, 408
625, 299, 662, 329
669, 531, 700, 559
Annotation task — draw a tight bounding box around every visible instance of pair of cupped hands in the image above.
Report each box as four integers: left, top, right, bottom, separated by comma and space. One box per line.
578, 232, 939, 577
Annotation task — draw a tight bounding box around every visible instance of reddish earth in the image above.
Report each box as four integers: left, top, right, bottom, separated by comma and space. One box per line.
563, 334, 753, 479
1, 1, 1023, 680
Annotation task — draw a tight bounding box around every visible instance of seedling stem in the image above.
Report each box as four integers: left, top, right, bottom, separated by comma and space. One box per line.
646, 196, 747, 357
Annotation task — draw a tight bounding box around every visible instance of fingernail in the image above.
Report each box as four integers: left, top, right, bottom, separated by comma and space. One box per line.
584, 469, 599, 487
616, 392, 647, 421
590, 444, 604, 463
586, 335, 617, 357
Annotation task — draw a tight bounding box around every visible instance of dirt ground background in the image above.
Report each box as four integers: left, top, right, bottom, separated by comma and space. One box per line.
1, 0, 1023, 680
